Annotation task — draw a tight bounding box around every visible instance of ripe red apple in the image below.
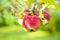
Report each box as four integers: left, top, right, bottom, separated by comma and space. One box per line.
23, 15, 42, 32
41, 10, 50, 25
44, 10, 50, 21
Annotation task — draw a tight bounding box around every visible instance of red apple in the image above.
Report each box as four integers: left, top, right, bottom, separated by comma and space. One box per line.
23, 15, 42, 32
44, 10, 50, 21
41, 10, 50, 25
24, 9, 31, 15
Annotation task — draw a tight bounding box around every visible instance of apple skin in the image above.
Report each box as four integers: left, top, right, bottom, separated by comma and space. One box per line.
23, 15, 42, 32
44, 10, 50, 21
24, 9, 31, 15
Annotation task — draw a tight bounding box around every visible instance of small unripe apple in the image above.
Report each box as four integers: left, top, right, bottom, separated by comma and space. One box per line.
23, 15, 42, 32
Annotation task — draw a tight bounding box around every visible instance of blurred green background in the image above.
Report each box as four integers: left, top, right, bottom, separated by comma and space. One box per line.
0, 0, 60, 40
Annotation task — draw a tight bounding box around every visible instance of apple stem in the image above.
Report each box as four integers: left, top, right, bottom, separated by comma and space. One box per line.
32, 3, 36, 14
31, 0, 37, 15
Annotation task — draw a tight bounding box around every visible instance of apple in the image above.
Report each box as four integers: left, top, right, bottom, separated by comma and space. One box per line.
23, 15, 42, 32
44, 10, 50, 21
41, 10, 50, 25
